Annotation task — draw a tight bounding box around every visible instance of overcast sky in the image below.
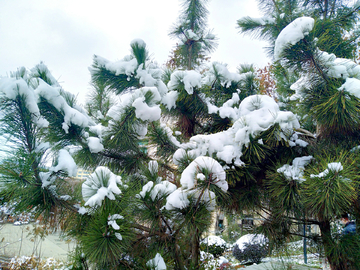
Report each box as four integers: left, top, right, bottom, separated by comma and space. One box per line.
0, 0, 270, 104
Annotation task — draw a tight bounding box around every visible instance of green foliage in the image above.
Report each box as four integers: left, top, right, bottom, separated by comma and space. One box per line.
303, 152, 359, 221
233, 241, 268, 264
169, 0, 217, 70
200, 242, 226, 258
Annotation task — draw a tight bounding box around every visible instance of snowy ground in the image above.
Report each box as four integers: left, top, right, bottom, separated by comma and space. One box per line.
0, 224, 327, 269
0, 223, 74, 260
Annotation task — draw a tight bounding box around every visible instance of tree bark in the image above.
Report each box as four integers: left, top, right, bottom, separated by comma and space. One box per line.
191, 228, 200, 268
319, 220, 347, 270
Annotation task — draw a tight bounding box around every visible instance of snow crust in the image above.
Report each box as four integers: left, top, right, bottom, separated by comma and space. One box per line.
274, 17, 314, 60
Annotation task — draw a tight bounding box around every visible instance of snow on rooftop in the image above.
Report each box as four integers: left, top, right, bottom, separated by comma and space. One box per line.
274, 17, 314, 60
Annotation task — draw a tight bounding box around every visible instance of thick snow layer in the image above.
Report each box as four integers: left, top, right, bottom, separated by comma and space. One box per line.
146, 253, 167, 270
91, 40, 167, 96
174, 95, 300, 167
82, 167, 123, 207
165, 189, 190, 210
132, 96, 161, 121
235, 234, 268, 251
161, 123, 181, 147
319, 51, 360, 79
108, 87, 161, 124
168, 70, 202, 94
130, 38, 146, 48
166, 156, 226, 211
50, 149, 77, 176
161, 91, 179, 110
277, 156, 313, 182
92, 55, 138, 77
31, 62, 60, 86
180, 156, 227, 191
338, 78, 360, 98
87, 137, 104, 153
206, 92, 241, 120
35, 81, 90, 133
204, 62, 245, 88
0, 77, 49, 128
274, 17, 314, 60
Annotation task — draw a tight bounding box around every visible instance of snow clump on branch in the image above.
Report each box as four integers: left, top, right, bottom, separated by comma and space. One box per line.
274, 17, 314, 60
174, 95, 300, 168
82, 166, 123, 207
166, 156, 227, 211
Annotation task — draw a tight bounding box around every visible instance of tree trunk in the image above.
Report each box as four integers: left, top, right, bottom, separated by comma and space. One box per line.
191, 228, 200, 268
319, 220, 347, 270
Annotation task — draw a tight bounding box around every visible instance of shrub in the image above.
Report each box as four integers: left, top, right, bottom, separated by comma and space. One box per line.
232, 241, 268, 264
200, 236, 227, 258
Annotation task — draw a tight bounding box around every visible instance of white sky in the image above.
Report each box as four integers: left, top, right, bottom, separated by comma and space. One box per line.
0, 0, 270, 104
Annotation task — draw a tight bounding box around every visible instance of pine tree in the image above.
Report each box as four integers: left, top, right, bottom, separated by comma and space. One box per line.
237, 1, 360, 268
3, 1, 360, 269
